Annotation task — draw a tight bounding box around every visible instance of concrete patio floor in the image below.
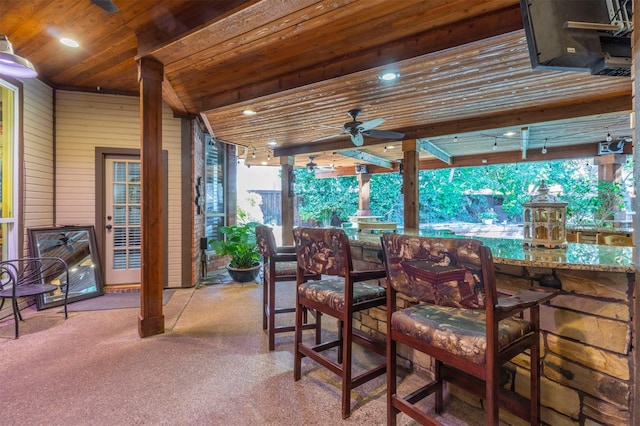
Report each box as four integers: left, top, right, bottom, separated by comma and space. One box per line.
0, 272, 504, 425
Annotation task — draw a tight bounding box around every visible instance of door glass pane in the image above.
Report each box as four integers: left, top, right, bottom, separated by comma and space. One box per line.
113, 184, 126, 204
110, 160, 141, 271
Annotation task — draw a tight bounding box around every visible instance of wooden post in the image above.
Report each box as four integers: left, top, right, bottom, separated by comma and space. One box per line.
281, 156, 294, 245
357, 173, 372, 216
632, 5, 639, 421
138, 57, 165, 338
403, 140, 419, 230
594, 153, 626, 182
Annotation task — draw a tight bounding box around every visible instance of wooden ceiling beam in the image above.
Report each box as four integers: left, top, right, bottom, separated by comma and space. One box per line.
400, 94, 631, 140
338, 150, 393, 169
274, 94, 631, 157
198, 5, 523, 111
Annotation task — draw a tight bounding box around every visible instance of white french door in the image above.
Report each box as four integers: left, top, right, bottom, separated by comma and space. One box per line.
104, 157, 141, 285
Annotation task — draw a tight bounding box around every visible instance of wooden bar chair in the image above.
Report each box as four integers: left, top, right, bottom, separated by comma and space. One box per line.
380, 234, 558, 425
293, 227, 387, 419
255, 225, 320, 351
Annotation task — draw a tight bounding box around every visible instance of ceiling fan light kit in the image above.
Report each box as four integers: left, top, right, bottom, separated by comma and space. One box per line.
314, 108, 405, 146
0, 35, 37, 78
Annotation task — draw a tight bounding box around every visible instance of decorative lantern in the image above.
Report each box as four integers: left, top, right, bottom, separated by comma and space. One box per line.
522, 181, 568, 249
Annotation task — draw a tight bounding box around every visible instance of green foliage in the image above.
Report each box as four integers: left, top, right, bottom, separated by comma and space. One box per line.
290, 157, 634, 228
210, 222, 261, 268
294, 168, 358, 224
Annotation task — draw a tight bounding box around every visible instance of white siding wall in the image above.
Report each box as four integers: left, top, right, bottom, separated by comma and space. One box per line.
22, 79, 54, 245
55, 91, 183, 287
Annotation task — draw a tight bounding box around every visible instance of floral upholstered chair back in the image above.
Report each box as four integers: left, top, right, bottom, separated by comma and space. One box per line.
381, 233, 490, 309
293, 227, 352, 277
256, 225, 277, 257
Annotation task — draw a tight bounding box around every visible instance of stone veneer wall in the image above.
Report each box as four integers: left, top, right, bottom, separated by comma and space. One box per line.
351, 244, 634, 425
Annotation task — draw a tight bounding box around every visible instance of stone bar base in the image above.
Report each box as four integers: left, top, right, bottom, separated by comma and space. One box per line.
350, 240, 634, 425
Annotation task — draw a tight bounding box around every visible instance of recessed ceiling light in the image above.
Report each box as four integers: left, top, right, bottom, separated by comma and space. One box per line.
267, 141, 277, 146
386, 145, 395, 149
60, 38, 79, 48
242, 109, 257, 116
260, 161, 267, 165
379, 72, 400, 81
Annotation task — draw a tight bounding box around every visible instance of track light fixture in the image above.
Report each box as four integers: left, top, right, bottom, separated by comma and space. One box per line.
606, 132, 612, 142
493, 138, 497, 151
542, 139, 547, 154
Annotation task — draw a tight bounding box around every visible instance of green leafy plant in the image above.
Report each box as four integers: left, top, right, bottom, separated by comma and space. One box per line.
210, 222, 261, 268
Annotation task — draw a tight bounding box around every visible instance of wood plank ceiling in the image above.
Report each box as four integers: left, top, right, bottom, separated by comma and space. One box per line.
1, 0, 632, 175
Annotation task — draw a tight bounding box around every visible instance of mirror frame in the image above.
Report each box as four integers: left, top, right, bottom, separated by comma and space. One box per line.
27, 225, 104, 309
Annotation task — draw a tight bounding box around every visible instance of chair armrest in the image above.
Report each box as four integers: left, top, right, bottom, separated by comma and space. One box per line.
276, 245, 296, 253
495, 286, 558, 315
350, 268, 387, 282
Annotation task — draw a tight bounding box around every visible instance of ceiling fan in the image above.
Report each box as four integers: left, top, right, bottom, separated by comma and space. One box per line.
315, 108, 404, 147
90, 0, 119, 13
306, 156, 318, 172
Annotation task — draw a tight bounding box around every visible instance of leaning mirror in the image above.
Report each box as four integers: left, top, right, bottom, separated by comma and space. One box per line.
28, 225, 104, 309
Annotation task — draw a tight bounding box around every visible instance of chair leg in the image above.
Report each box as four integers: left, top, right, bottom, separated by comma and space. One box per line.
11, 297, 20, 339
268, 278, 276, 351
530, 308, 541, 425
337, 319, 344, 364
315, 310, 322, 344
341, 316, 353, 419
486, 359, 500, 426
262, 271, 268, 330
434, 359, 443, 413
293, 296, 303, 381
387, 332, 398, 426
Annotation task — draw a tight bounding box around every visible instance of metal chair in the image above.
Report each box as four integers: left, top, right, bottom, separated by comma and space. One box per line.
0, 257, 70, 339
380, 234, 558, 425
255, 225, 320, 351
293, 227, 387, 418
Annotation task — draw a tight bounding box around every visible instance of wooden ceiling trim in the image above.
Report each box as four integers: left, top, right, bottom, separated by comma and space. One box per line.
135, 0, 255, 58
195, 5, 524, 112
162, 78, 188, 115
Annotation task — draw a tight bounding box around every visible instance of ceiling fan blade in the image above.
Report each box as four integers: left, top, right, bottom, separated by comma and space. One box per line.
364, 129, 405, 139
311, 132, 345, 142
91, 0, 119, 13
358, 117, 385, 132
351, 132, 364, 146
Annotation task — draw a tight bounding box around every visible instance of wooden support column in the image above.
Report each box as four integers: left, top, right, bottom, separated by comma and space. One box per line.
403, 140, 419, 230
281, 156, 294, 245
138, 57, 165, 338
594, 153, 626, 183
357, 173, 372, 216
632, 6, 639, 422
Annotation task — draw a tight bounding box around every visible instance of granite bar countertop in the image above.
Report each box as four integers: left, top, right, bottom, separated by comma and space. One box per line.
348, 229, 635, 273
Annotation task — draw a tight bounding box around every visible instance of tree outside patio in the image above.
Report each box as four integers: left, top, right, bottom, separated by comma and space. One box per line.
236, 158, 634, 242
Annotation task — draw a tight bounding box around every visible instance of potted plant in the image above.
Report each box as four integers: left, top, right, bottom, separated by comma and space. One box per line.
210, 221, 261, 282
